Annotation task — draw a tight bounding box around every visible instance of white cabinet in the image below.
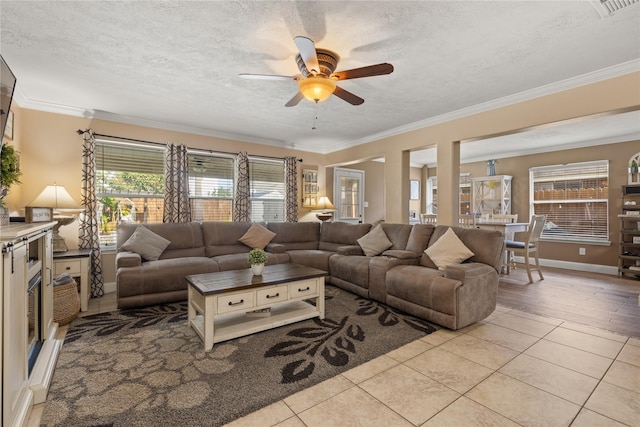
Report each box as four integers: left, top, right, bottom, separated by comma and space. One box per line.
2, 222, 60, 426
472, 175, 513, 216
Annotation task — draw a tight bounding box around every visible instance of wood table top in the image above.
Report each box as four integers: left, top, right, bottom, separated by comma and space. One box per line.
186, 263, 327, 296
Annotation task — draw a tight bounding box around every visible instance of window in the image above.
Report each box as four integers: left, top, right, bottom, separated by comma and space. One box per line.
188, 152, 234, 222
95, 140, 165, 246
530, 160, 609, 243
249, 158, 285, 222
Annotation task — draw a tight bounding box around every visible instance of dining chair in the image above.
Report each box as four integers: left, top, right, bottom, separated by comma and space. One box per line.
506, 214, 546, 283
420, 214, 437, 225
458, 214, 477, 228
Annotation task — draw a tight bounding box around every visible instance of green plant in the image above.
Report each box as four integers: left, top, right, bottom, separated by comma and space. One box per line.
0, 144, 22, 207
247, 248, 268, 265
631, 160, 638, 168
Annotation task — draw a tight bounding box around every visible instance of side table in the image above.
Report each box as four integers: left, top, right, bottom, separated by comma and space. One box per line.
53, 249, 92, 312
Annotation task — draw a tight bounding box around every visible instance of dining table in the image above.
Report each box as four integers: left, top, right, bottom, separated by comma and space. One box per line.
476, 221, 530, 274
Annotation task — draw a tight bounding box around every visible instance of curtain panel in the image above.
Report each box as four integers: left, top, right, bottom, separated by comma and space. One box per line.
163, 143, 191, 223
284, 157, 298, 222
79, 129, 105, 298
234, 151, 250, 222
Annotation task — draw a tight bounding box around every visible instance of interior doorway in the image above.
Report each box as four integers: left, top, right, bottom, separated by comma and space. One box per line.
333, 168, 365, 223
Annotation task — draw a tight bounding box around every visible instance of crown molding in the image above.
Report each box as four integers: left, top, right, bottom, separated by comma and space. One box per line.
324, 59, 640, 154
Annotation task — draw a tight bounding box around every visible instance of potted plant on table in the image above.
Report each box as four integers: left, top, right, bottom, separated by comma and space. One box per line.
0, 144, 22, 225
248, 248, 268, 275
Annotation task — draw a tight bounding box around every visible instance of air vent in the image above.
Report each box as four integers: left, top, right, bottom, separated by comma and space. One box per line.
591, 0, 639, 17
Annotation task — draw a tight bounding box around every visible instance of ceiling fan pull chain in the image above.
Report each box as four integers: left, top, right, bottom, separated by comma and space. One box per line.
312, 101, 318, 130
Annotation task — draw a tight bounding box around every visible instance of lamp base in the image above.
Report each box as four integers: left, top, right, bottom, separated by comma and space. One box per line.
52, 231, 69, 253
52, 215, 77, 253
316, 213, 333, 222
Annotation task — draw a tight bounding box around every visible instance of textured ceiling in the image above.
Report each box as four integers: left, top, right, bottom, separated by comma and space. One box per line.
1, 1, 639, 162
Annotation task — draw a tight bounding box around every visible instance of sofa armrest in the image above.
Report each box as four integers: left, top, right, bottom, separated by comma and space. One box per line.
265, 243, 286, 254
337, 245, 364, 256
381, 249, 420, 260
444, 262, 499, 329
116, 251, 142, 269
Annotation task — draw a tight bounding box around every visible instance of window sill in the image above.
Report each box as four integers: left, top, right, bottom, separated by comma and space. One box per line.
540, 238, 611, 246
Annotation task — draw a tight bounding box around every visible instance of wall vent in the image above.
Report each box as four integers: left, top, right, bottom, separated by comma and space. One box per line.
591, 0, 639, 18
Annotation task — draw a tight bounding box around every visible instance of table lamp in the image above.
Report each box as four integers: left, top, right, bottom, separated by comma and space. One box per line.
29, 184, 82, 252
315, 196, 336, 222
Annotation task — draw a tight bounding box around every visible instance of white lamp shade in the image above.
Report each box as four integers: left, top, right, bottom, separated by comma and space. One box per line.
30, 185, 82, 210
316, 196, 336, 211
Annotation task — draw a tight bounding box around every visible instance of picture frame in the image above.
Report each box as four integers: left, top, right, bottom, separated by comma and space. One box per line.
410, 179, 420, 200
25, 206, 53, 223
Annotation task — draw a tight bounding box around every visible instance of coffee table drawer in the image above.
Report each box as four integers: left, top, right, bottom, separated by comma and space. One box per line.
289, 280, 317, 298
217, 291, 255, 314
256, 285, 288, 305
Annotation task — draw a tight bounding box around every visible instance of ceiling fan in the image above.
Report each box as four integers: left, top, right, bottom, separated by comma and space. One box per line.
239, 36, 394, 107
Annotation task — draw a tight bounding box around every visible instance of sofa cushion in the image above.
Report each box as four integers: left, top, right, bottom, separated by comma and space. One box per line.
357, 224, 393, 256
117, 222, 206, 259
202, 222, 255, 257
120, 226, 171, 261
267, 222, 320, 250
239, 223, 276, 249
425, 227, 474, 270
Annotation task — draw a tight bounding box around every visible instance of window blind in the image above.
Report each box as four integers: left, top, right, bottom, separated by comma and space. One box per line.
95, 140, 165, 245
249, 158, 285, 222
530, 160, 609, 243
188, 152, 234, 221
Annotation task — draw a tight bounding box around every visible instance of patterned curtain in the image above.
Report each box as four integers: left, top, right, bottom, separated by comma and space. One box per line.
163, 143, 191, 223
79, 129, 105, 298
284, 157, 299, 222
234, 151, 250, 222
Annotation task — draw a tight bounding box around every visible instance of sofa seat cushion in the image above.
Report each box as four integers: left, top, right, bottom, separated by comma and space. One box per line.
117, 257, 219, 298
386, 265, 462, 315
329, 255, 371, 289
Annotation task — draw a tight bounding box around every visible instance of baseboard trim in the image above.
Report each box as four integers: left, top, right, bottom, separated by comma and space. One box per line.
104, 281, 116, 294
513, 256, 618, 276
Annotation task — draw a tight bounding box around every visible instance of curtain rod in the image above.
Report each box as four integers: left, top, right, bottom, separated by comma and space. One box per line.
76, 129, 303, 162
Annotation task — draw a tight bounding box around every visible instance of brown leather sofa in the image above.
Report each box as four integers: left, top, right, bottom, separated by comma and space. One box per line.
115, 221, 503, 330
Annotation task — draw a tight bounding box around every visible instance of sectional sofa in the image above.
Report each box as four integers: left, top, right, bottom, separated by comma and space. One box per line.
116, 221, 504, 330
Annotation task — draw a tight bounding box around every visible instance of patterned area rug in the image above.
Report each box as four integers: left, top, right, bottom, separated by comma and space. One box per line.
41, 285, 438, 426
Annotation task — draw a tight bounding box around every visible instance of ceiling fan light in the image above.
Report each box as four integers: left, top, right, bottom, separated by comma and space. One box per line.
298, 76, 336, 102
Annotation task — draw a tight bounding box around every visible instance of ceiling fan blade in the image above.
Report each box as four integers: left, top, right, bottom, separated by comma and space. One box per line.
332, 63, 394, 80
294, 36, 320, 75
238, 73, 296, 81
285, 92, 305, 107
333, 86, 364, 105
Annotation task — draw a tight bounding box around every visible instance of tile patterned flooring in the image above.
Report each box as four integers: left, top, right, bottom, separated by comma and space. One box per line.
30, 293, 639, 427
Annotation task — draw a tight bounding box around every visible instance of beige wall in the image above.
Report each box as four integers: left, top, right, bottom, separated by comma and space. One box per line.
6, 71, 640, 276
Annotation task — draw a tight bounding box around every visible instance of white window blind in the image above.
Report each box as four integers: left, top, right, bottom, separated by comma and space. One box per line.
530, 160, 609, 243
249, 158, 285, 222
188, 152, 234, 221
95, 140, 165, 245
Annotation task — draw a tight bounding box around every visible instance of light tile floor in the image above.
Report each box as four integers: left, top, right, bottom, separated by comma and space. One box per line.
29, 293, 639, 427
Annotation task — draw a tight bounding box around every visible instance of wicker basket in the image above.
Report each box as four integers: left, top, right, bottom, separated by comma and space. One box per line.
54, 281, 80, 325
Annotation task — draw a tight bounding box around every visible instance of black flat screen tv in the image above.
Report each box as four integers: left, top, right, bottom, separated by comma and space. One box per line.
1, 54, 17, 149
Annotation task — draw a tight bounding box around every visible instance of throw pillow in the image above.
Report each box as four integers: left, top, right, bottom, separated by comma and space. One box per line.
425, 227, 474, 270
121, 226, 171, 261
239, 223, 276, 249
357, 224, 393, 257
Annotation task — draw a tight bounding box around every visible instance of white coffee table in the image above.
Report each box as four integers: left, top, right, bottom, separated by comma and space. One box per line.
186, 263, 326, 350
